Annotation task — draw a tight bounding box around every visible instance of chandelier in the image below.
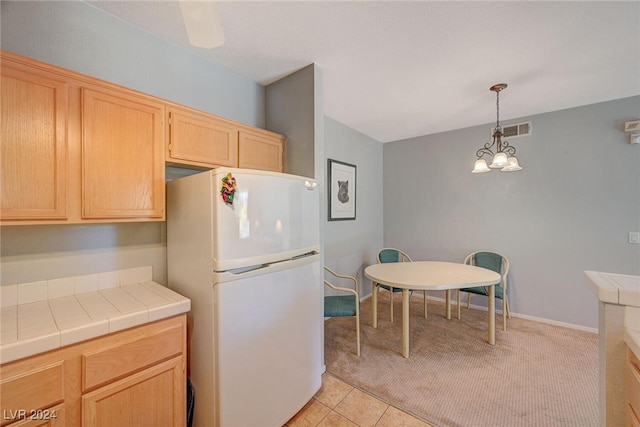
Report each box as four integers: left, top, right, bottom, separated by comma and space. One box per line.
472, 83, 522, 173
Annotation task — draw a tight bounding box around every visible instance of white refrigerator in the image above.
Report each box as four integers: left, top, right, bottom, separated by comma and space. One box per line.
167, 168, 322, 427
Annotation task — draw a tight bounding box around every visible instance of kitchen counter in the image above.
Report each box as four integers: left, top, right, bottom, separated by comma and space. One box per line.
585, 270, 640, 427
0, 266, 190, 364
585, 270, 640, 355
585, 270, 640, 308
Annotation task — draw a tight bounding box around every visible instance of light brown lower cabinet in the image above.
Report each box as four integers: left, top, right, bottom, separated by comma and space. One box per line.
629, 348, 640, 426
82, 357, 183, 427
0, 315, 186, 427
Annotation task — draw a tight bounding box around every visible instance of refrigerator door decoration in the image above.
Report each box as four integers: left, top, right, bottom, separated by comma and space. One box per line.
219, 172, 237, 206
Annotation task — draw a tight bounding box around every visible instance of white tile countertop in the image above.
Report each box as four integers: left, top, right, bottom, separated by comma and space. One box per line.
585, 271, 640, 307
585, 270, 640, 357
0, 266, 190, 364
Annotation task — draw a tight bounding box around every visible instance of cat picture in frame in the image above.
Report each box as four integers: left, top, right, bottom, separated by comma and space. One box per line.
328, 159, 356, 221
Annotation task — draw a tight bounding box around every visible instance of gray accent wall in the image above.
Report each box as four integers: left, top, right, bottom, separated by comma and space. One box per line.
266, 64, 318, 179
324, 117, 384, 298
383, 96, 640, 328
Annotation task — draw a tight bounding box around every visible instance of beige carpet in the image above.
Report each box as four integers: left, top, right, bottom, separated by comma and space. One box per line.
324, 294, 598, 427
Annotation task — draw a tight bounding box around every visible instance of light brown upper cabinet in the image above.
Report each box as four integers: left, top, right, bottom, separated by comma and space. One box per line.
166, 106, 238, 169
0, 59, 69, 220
166, 105, 285, 172
0, 50, 285, 225
82, 88, 165, 219
0, 51, 166, 224
238, 127, 285, 172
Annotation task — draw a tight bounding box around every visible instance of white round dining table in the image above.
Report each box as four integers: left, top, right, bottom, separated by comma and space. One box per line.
364, 261, 501, 358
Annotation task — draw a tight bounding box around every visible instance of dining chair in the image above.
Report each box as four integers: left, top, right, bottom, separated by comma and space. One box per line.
324, 266, 360, 356
456, 251, 511, 331
375, 248, 427, 321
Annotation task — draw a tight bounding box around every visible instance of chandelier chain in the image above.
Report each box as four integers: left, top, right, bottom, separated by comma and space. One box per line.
496, 89, 500, 128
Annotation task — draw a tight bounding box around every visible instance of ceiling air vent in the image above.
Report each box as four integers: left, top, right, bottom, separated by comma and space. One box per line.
500, 121, 532, 138
624, 120, 640, 132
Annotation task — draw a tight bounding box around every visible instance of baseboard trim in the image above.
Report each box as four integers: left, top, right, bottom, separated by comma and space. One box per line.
359, 291, 597, 334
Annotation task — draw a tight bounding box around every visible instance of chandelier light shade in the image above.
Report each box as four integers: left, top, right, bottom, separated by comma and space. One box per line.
502, 156, 522, 171
472, 158, 490, 173
472, 83, 522, 173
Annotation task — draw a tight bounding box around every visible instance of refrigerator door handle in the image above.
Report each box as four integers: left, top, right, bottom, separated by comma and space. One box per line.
213, 252, 320, 284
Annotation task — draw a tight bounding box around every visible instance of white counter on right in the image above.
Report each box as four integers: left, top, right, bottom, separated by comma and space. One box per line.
585, 270, 640, 427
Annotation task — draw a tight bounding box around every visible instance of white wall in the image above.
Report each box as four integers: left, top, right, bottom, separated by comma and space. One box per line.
383, 96, 640, 328
0, 223, 167, 285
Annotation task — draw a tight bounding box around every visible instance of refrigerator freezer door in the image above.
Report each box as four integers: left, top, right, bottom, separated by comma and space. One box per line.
214, 260, 323, 426
212, 168, 319, 271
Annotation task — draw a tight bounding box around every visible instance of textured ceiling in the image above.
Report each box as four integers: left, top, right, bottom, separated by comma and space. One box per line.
87, 1, 640, 143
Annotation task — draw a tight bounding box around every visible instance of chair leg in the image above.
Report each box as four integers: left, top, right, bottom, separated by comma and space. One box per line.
502, 298, 507, 331
445, 290, 450, 319
423, 290, 428, 318
466, 293, 471, 309
456, 290, 461, 319
372, 283, 379, 328
505, 297, 511, 318
355, 314, 361, 356
390, 287, 394, 322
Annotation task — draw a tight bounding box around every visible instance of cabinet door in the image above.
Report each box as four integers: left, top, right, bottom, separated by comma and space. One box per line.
82, 357, 184, 427
630, 349, 640, 427
0, 65, 68, 220
82, 88, 164, 219
238, 128, 284, 172
167, 107, 238, 168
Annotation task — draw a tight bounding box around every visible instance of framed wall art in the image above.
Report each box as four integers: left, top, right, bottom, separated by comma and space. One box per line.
328, 159, 356, 221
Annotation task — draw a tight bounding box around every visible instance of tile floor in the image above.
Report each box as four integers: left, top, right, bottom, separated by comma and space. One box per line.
286, 373, 435, 427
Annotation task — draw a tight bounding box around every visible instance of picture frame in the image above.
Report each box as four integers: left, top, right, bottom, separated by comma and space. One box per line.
328, 158, 356, 221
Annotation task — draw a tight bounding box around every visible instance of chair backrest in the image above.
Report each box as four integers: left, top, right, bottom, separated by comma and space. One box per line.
323, 267, 359, 316
464, 251, 509, 287
323, 266, 358, 294
377, 248, 413, 264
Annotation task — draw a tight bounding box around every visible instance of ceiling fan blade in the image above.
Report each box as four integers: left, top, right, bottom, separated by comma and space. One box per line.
178, 1, 225, 49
